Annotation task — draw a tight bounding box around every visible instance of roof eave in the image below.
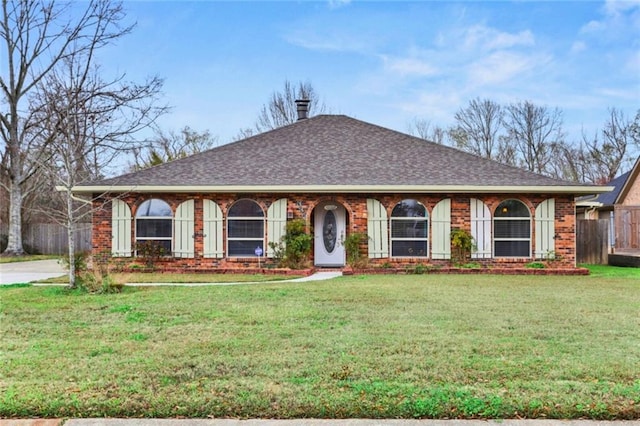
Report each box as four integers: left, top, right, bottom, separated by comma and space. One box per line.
70, 184, 615, 195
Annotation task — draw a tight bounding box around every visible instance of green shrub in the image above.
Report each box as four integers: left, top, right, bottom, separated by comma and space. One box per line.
135, 241, 167, 269
526, 261, 546, 269
451, 228, 474, 266
343, 232, 369, 268
268, 219, 312, 269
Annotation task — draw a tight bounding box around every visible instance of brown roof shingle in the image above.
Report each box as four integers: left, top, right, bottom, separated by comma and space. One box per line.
78, 115, 592, 190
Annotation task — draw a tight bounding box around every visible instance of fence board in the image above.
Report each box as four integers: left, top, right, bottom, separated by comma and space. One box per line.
576, 219, 609, 264
0, 223, 92, 255
615, 206, 640, 252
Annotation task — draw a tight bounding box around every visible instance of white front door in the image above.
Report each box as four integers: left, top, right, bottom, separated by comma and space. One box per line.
314, 202, 346, 267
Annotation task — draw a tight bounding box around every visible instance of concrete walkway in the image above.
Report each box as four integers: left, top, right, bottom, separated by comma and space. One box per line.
0, 259, 342, 286
0, 259, 66, 284
2, 419, 639, 426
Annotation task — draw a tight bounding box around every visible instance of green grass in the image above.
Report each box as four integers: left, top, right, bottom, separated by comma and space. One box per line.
0, 254, 59, 263
583, 264, 640, 278
1, 274, 639, 419
35, 272, 302, 285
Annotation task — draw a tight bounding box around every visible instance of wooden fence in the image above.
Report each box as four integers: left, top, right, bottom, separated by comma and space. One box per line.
614, 206, 640, 252
0, 223, 92, 255
576, 219, 609, 264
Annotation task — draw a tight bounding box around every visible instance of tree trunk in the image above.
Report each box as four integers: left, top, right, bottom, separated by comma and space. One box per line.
3, 180, 25, 256
66, 192, 77, 288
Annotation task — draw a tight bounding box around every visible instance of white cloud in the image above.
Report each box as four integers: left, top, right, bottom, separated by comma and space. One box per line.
604, 0, 640, 16
381, 55, 439, 77
571, 41, 587, 54
467, 51, 543, 86
464, 25, 535, 51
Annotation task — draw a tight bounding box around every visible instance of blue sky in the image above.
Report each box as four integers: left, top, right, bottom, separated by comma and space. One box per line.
101, 0, 639, 145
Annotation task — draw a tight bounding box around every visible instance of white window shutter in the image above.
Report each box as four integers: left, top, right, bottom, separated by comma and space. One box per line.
111, 199, 132, 257
174, 200, 195, 258
431, 198, 451, 259
471, 198, 492, 259
203, 199, 224, 258
367, 198, 389, 258
267, 198, 287, 258
535, 198, 555, 259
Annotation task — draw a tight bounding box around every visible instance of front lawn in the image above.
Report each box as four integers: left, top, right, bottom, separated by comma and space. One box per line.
1, 274, 638, 419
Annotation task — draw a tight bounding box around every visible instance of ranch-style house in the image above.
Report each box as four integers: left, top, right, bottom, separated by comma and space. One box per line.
72, 101, 611, 272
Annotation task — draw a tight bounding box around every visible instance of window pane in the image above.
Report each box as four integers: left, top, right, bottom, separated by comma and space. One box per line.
228, 200, 264, 217
494, 240, 529, 257
391, 240, 428, 257
229, 240, 264, 256
495, 200, 529, 218
391, 220, 428, 238
391, 199, 426, 217
494, 220, 530, 238
228, 220, 264, 238
137, 199, 172, 217
136, 219, 172, 238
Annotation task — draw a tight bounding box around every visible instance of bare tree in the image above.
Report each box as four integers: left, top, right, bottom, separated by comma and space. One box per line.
132, 126, 218, 170
582, 108, 637, 183
546, 141, 591, 182
255, 80, 326, 132
503, 101, 564, 175
0, 0, 136, 256
35, 52, 165, 286
406, 118, 447, 144
449, 98, 505, 161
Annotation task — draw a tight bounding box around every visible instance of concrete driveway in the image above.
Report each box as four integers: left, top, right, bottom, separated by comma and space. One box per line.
0, 259, 67, 284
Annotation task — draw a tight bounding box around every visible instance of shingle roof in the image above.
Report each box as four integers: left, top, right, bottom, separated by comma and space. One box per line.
77, 115, 601, 192
593, 171, 630, 206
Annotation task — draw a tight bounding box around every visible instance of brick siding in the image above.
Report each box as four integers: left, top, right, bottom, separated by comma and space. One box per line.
92, 192, 577, 271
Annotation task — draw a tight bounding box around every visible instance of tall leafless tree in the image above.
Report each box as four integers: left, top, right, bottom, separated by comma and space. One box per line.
0, 0, 137, 256
582, 108, 637, 183
407, 118, 447, 145
34, 41, 166, 287
448, 98, 505, 161
502, 101, 565, 175
235, 80, 326, 139
132, 126, 217, 171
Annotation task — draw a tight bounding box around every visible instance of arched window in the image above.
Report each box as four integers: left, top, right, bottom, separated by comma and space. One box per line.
135, 199, 172, 255
494, 199, 531, 257
227, 199, 265, 257
391, 199, 428, 257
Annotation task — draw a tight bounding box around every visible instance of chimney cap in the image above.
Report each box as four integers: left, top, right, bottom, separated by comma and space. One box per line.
295, 99, 310, 121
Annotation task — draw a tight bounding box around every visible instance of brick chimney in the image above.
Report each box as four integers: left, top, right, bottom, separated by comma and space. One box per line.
295, 99, 310, 121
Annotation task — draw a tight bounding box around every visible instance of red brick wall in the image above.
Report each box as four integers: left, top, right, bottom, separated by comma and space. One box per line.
91, 192, 577, 271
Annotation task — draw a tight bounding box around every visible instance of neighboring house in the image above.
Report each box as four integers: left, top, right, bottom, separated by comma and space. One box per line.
577, 156, 640, 253
72, 102, 611, 271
